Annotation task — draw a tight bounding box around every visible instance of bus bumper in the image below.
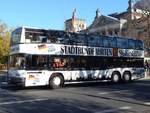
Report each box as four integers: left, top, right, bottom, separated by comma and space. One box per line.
132, 70, 145, 80
7, 76, 25, 87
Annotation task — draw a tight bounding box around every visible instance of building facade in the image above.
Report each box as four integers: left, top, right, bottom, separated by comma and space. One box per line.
86, 9, 127, 37
65, 10, 87, 32
65, 18, 87, 32
86, 0, 150, 44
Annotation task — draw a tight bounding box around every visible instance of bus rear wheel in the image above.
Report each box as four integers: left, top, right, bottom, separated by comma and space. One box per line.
49, 74, 64, 89
111, 72, 121, 83
123, 72, 131, 83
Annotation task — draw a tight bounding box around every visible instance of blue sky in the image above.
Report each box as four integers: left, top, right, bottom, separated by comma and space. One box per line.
0, 0, 129, 30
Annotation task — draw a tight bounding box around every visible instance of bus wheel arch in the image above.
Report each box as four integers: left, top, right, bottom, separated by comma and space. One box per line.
111, 71, 121, 83
122, 71, 132, 82
49, 73, 64, 89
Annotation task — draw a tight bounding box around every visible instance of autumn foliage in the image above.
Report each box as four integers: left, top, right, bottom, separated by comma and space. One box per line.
0, 21, 10, 66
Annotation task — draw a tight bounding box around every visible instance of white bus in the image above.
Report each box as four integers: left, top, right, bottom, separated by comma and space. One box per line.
8, 26, 145, 88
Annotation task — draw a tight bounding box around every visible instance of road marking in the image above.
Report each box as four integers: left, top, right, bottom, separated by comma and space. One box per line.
0, 88, 11, 94
98, 90, 130, 95
0, 99, 48, 105
95, 106, 131, 113
98, 92, 108, 95
144, 102, 150, 105
135, 83, 150, 86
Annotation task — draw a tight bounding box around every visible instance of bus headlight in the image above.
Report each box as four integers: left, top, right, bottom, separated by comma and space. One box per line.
16, 73, 20, 77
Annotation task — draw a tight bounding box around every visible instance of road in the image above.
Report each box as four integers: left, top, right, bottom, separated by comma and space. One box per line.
0, 74, 150, 113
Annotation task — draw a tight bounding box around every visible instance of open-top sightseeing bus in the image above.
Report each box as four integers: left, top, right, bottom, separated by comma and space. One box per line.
8, 26, 145, 88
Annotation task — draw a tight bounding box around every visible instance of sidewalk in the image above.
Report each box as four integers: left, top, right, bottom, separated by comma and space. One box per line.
143, 71, 150, 80
0, 70, 7, 74
142, 76, 150, 80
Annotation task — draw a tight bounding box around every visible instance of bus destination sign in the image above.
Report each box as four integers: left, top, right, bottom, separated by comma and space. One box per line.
61, 45, 113, 56
118, 49, 143, 57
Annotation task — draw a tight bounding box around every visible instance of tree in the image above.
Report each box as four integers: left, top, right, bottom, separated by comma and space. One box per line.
0, 21, 10, 64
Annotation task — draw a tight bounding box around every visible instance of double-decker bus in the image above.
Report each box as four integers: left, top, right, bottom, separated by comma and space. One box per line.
8, 26, 145, 88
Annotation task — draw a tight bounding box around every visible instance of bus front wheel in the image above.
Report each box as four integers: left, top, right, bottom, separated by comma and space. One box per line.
49, 74, 64, 89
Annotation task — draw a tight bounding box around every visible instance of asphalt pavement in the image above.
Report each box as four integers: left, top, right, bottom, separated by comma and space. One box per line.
0, 73, 150, 113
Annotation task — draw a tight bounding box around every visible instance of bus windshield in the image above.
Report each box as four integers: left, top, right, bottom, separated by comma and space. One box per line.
10, 54, 49, 70
11, 28, 22, 46
25, 55, 49, 70
9, 54, 25, 69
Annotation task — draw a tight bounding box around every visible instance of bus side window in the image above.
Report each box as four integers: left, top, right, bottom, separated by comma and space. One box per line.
88, 37, 97, 47
136, 40, 143, 50
20, 59, 25, 69
52, 58, 67, 68
103, 37, 116, 48
52, 58, 59, 68
128, 39, 136, 49
97, 37, 102, 47
41, 37, 47, 43
117, 38, 128, 49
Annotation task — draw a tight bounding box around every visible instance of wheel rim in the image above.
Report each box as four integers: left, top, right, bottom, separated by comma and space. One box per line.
52, 76, 61, 86
124, 74, 130, 81
113, 74, 119, 82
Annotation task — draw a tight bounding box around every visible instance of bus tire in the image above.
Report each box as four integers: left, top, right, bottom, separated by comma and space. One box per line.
111, 72, 121, 83
123, 72, 131, 83
49, 74, 64, 89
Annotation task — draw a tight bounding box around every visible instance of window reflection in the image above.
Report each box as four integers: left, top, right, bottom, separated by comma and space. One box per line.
11, 28, 22, 46
10, 54, 25, 69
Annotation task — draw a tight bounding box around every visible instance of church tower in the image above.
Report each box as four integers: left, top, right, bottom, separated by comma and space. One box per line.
95, 9, 101, 19
128, 0, 135, 20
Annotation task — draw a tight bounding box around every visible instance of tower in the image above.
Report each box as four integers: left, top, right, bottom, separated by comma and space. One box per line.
72, 9, 76, 32
65, 9, 87, 32
95, 9, 101, 19
128, 0, 135, 20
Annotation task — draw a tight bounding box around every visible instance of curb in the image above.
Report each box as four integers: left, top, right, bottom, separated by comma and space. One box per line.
141, 77, 150, 80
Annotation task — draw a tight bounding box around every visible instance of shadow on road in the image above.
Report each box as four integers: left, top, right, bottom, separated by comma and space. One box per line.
63, 80, 150, 106
0, 79, 150, 113
1, 80, 125, 91
1, 77, 150, 104
0, 96, 123, 113
0, 82, 125, 113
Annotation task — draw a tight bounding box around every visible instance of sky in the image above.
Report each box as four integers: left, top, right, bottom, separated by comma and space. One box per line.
0, 0, 129, 30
